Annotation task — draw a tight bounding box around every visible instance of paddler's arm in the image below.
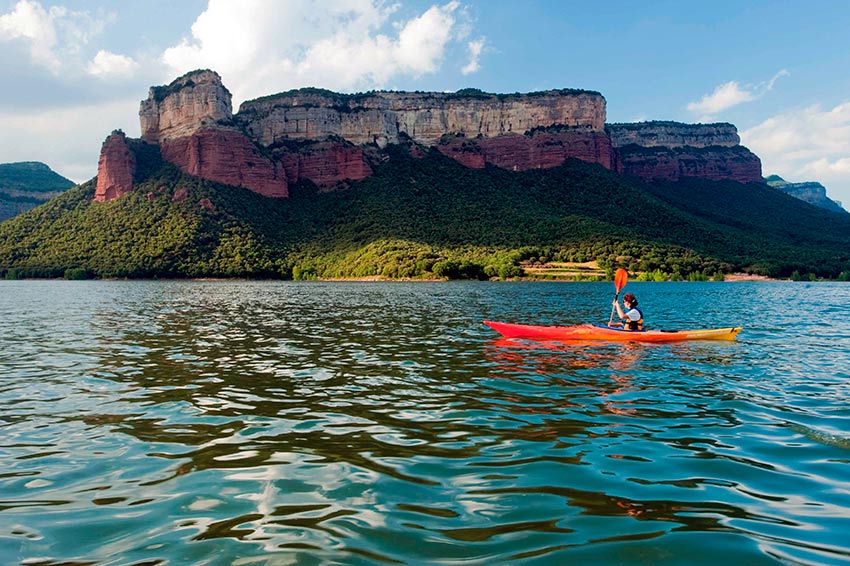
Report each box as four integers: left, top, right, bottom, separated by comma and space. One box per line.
612, 299, 625, 319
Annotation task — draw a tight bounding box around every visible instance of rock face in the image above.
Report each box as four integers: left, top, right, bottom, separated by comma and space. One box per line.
94, 131, 136, 202
91, 70, 764, 202
238, 88, 607, 146
160, 129, 288, 198
608, 122, 762, 183
766, 175, 846, 213
276, 142, 372, 187
436, 128, 613, 171
608, 121, 740, 148
140, 70, 232, 143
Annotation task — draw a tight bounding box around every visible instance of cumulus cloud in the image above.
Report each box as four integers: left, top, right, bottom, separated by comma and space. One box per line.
687, 81, 755, 116
87, 50, 138, 78
687, 69, 790, 119
0, 0, 109, 74
0, 96, 140, 182
461, 38, 485, 75
161, 0, 478, 102
741, 101, 850, 205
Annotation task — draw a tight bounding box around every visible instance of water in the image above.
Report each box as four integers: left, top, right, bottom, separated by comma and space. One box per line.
1, 280, 849, 565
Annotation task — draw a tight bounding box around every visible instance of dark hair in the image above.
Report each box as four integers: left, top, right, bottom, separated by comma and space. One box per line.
623, 293, 637, 306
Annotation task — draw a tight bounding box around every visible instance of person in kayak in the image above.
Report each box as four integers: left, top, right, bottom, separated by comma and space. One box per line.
612, 293, 644, 330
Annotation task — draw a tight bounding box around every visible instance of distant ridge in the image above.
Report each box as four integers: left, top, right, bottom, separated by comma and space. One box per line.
765, 175, 846, 214
0, 162, 76, 222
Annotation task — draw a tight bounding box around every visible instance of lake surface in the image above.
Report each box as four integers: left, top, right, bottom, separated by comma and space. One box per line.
1, 280, 849, 565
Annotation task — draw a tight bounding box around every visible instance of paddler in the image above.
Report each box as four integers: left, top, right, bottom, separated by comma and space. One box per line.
611, 293, 643, 330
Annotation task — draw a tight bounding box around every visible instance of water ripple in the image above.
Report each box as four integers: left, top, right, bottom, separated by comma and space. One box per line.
1, 281, 850, 564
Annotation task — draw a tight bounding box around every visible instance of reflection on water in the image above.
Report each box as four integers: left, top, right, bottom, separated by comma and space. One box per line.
1, 281, 850, 565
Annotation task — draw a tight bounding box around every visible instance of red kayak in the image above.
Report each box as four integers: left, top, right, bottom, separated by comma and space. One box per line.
484, 320, 742, 342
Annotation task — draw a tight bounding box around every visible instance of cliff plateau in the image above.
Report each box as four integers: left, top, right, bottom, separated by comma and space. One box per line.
94, 70, 762, 202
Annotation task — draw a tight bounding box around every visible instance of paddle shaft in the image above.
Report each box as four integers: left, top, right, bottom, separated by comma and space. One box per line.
608, 291, 620, 326
608, 269, 629, 326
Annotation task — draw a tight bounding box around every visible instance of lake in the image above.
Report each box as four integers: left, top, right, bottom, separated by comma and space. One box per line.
1, 280, 849, 565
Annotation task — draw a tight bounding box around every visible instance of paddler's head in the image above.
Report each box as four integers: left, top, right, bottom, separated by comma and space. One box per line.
623, 293, 637, 307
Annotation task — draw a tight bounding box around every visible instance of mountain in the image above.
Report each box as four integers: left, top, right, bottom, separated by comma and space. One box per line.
0, 162, 76, 222
765, 175, 846, 213
2, 146, 849, 281
1, 69, 848, 281
93, 70, 761, 203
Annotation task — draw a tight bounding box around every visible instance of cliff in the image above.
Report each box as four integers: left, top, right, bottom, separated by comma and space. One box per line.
237, 88, 607, 146
608, 122, 762, 184
140, 70, 232, 143
608, 121, 740, 148
94, 131, 136, 202
765, 175, 846, 213
90, 70, 763, 202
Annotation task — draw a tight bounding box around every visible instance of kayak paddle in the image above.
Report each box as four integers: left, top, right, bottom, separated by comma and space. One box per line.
608, 268, 629, 326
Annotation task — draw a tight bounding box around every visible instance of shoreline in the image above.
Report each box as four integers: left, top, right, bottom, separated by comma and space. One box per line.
3, 274, 789, 283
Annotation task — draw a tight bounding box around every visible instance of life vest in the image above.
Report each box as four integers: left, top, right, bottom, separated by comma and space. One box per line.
624, 307, 644, 331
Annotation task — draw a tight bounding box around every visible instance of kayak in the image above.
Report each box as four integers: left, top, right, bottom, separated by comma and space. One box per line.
483, 320, 742, 342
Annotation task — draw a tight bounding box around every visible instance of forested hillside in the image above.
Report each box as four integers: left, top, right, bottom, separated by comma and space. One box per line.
0, 162, 76, 222
2, 147, 849, 280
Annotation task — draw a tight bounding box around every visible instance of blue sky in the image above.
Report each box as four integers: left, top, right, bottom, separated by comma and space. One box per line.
2, 0, 850, 206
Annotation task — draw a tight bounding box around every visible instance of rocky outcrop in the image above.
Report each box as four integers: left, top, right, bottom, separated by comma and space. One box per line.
140, 70, 232, 143
160, 129, 288, 198
94, 131, 136, 202
275, 141, 371, 187
238, 88, 607, 147
91, 70, 763, 203
614, 145, 762, 184
436, 128, 613, 170
608, 121, 740, 148
766, 175, 846, 213
135, 70, 287, 198
608, 122, 762, 183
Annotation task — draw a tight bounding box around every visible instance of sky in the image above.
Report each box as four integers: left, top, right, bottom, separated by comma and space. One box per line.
2, 0, 850, 206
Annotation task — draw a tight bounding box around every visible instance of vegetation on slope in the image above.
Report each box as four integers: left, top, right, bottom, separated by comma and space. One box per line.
2, 146, 850, 280
0, 161, 77, 223
0, 162, 75, 194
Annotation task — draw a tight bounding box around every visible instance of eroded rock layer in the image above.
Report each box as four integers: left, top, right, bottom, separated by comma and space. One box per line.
160, 129, 288, 198
436, 129, 613, 171
94, 131, 136, 202
91, 69, 764, 202
238, 89, 607, 146
614, 145, 762, 184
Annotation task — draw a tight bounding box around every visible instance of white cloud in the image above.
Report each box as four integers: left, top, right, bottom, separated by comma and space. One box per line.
0, 96, 140, 183
687, 69, 790, 119
687, 81, 755, 116
161, 0, 477, 103
87, 50, 138, 78
741, 102, 850, 206
0, 0, 109, 74
461, 38, 485, 75
0, 0, 485, 189
395, 1, 458, 74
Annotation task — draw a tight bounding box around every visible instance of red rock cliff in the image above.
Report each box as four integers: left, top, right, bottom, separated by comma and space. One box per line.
436, 128, 613, 171
160, 129, 288, 198
608, 122, 762, 183
95, 71, 765, 203
94, 131, 136, 202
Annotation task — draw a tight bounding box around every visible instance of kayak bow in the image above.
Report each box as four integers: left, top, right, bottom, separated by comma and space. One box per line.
483, 320, 742, 342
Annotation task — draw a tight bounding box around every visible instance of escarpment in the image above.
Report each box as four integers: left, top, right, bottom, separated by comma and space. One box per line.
608, 122, 762, 184
94, 69, 763, 202
237, 88, 607, 146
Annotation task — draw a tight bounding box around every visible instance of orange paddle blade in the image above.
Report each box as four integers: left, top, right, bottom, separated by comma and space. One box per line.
614, 268, 629, 293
